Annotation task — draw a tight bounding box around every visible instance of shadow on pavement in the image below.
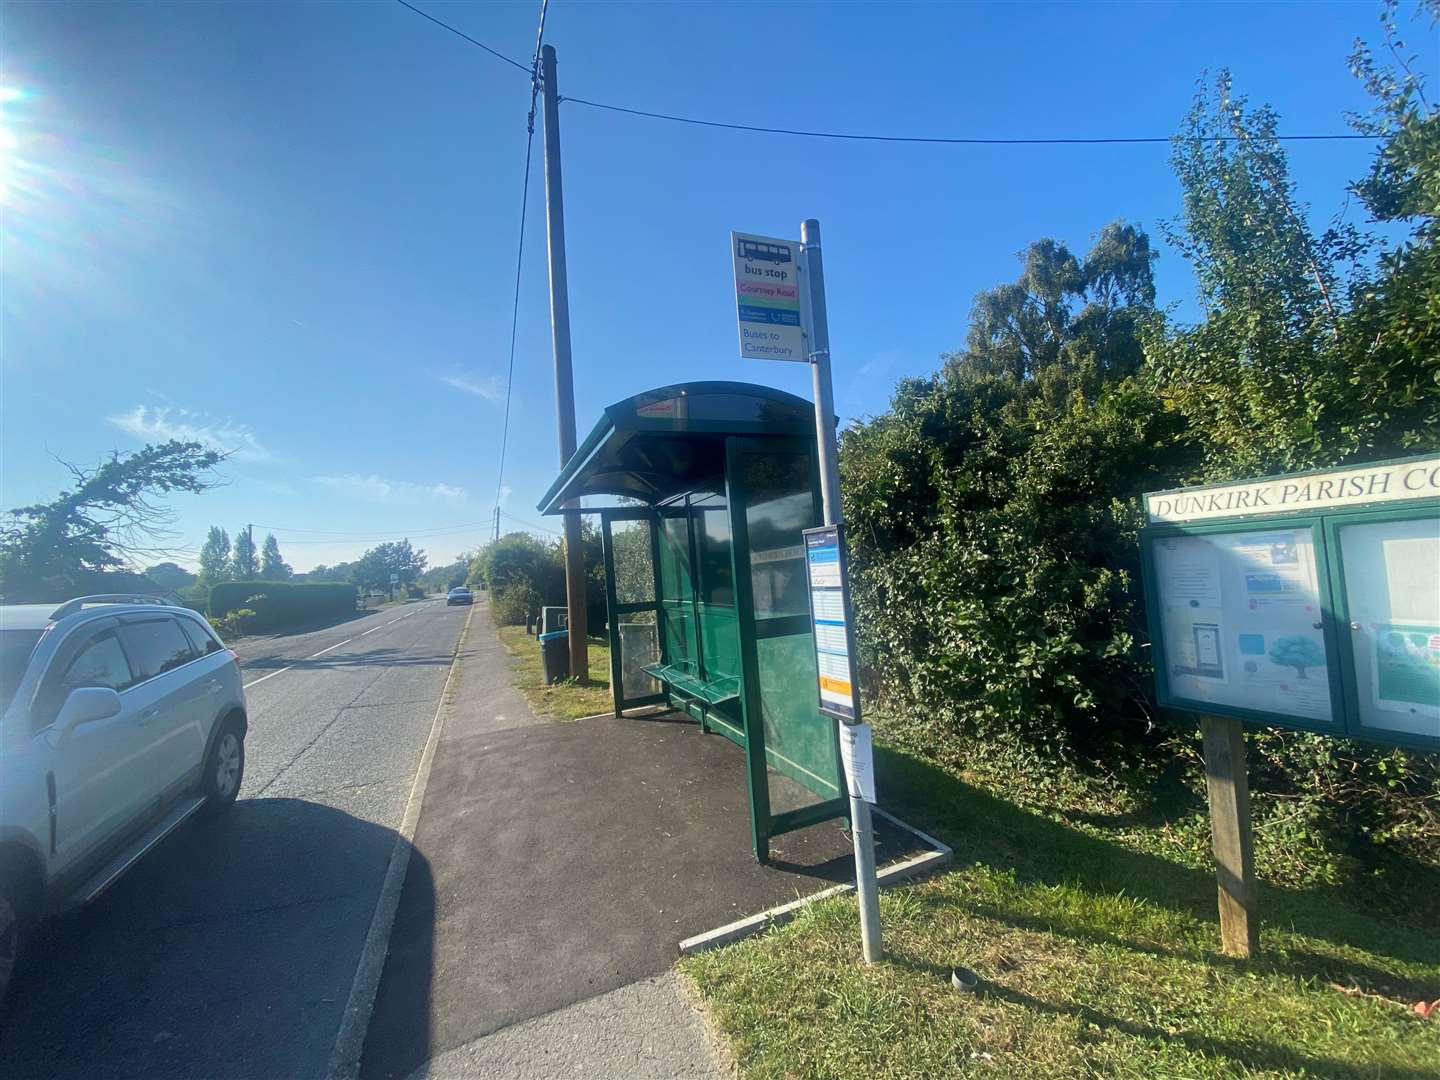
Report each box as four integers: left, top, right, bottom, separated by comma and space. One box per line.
360, 712, 922, 1080
0, 798, 435, 1080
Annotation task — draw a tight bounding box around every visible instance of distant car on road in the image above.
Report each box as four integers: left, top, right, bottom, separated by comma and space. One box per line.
446, 587, 473, 606
0, 595, 249, 1002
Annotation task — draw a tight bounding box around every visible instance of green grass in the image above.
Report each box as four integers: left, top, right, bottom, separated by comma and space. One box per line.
496, 625, 613, 720
681, 742, 1440, 1079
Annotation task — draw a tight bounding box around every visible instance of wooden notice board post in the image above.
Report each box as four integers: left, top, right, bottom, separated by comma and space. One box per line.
1200, 714, 1259, 958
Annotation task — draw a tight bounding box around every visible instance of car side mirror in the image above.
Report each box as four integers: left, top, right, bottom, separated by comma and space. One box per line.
54, 687, 123, 740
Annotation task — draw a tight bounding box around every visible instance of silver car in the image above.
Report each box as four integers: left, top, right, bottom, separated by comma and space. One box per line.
0, 595, 249, 1001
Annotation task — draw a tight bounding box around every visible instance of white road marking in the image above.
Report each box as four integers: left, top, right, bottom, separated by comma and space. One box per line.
325, 600, 474, 1080
309, 638, 354, 658
240, 602, 439, 690
243, 665, 295, 690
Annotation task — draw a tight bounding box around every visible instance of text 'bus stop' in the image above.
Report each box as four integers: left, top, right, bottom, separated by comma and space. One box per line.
538, 381, 847, 862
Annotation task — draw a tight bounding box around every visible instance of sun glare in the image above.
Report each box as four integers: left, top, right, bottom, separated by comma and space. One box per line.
0, 86, 25, 201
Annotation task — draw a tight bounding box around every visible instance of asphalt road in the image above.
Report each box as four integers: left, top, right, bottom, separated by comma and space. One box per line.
0, 598, 470, 1080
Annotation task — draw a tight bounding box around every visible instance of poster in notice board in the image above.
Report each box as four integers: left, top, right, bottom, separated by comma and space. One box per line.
1334, 515, 1440, 741
1152, 527, 1336, 726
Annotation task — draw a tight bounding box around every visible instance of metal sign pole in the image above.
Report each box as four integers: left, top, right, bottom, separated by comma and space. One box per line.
801, 218, 883, 964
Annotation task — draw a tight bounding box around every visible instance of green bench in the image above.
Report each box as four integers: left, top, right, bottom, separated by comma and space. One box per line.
642, 662, 740, 706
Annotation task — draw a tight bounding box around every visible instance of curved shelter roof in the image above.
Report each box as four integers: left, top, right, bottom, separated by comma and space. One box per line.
537, 381, 814, 513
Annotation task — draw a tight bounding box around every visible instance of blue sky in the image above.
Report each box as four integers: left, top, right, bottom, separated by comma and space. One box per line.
2, 1, 1433, 572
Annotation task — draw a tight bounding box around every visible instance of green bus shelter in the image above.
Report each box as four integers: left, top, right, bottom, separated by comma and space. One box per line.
538, 381, 848, 862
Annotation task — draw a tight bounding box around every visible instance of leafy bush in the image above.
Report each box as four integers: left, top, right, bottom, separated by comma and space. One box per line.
491, 581, 542, 627
471, 530, 606, 630
211, 607, 258, 639
209, 580, 356, 630
843, 44, 1440, 882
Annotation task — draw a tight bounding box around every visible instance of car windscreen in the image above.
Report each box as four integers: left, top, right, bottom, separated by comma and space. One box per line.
0, 629, 45, 713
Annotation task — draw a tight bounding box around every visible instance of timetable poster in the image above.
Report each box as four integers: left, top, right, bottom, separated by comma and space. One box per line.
1154, 529, 1334, 723
804, 525, 860, 721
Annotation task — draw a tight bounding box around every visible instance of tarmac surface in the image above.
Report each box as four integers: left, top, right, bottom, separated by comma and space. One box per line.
362, 663, 918, 1079
0, 599, 467, 1080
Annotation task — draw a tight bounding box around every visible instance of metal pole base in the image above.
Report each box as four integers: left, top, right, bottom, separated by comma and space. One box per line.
849, 793, 882, 963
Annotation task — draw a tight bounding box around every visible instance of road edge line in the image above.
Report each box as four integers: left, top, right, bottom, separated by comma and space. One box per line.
325, 601, 475, 1080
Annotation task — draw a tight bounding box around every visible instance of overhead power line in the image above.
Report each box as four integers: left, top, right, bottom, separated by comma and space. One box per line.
499, 510, 562, 536
560, 96, 1374, 146
392, 2, 1372, 147
393, 0, 530, 72
493, 0, 549, 542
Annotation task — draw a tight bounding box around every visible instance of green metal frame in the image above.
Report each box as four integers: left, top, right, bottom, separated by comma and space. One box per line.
599, 507, 666, 716
543, 381, 852, 863
725, 435, 847, 862
1141, 497, 1440, 752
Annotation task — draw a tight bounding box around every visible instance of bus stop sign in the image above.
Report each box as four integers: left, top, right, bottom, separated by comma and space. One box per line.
732, 231, 806, 362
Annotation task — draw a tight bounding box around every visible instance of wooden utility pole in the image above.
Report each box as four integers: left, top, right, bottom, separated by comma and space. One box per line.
1201, 714, 1259, 958
539, 43, 588, 680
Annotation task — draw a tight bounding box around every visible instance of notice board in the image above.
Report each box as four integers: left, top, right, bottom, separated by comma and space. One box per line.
1142, 454, 1440, 752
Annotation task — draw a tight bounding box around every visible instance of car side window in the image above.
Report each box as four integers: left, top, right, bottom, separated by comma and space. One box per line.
178, 617, 223, 656
120, 618, 198, 681
56, 633, 135, 699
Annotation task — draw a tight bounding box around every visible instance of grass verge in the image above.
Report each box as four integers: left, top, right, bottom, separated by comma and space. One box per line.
496, 624, 613, 720
681, 741, 1440, 1078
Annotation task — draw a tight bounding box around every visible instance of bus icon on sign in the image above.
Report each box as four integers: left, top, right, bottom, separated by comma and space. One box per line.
736, 238, 791, 264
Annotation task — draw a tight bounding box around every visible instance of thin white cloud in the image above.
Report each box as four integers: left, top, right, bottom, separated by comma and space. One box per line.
312, 473, 470, 504
107, 405, 272, 462
498, 484, 513, 507
437, 370, 504, 402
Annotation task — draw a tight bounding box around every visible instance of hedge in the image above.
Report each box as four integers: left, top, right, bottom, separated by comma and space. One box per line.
208, 581, 357, 630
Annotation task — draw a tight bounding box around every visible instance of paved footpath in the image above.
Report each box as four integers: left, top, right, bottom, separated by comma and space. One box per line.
362, 598, 730, 1079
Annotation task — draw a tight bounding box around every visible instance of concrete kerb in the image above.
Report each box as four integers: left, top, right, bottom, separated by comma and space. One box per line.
324, 601, 475, 1080
571, 703, 671, 723
677, 806, 954, 955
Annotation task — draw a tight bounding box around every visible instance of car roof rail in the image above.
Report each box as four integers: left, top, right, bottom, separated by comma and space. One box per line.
49, 594, 170, 621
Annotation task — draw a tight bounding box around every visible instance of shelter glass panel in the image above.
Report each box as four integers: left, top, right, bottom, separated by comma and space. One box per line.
618, 610, 660, 699
658, 513, 698, 674
610, 518, 657, 605
737, 448, 843, 814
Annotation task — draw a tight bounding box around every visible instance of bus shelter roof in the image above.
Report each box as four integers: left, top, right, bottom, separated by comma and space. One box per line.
537, 381, 813, 514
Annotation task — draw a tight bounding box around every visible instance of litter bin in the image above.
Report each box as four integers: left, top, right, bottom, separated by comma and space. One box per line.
541, 605, 569, 636
539, 629, 570, 684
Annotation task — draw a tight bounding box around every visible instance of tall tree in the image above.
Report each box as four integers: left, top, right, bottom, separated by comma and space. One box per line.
231, 527, 259, 580
948, 221, 1156, 394
1149, 51, 1438, 476
1342, 0, 1440, 454
144, 561, 197, 592
350, 539, 427, 592
0, 440, 225, 602
198, 526, 232, 585
260, 533, 292, 580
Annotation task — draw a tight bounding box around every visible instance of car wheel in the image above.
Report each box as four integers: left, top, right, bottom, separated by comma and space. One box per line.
201, 720, 245, 817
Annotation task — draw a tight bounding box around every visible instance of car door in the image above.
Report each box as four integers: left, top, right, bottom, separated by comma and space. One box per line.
36, 623, 153, 875
117, 616, 209, 800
